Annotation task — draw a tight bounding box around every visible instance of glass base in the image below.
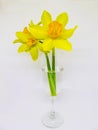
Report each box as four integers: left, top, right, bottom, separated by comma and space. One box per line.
42, 111, 64, 128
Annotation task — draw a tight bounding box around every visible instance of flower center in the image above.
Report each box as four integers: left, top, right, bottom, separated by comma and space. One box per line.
48, 21, 62, 39
23, 27, 36, 47
27, 38, 36, 47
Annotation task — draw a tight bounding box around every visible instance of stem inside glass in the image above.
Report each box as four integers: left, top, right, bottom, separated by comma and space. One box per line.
44, 48, 64, 96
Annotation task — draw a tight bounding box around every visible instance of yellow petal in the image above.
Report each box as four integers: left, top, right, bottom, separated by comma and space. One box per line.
29, 25, 48, 40
29, 20, 34, 27
18, 44, 29, 53
13, 39, 22, 44
61, 25, 78, 39
53, 39, 72, 51
16, 32, 31, 42
30, 46, 38, 61
41, 10, 52, 27
37, 41, 43, 52
41, 38, 53, 52
56, 12, 68, 27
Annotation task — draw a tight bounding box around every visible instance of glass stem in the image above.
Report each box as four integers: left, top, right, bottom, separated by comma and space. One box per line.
50, 96, 56, 119
51, 96, 55, 112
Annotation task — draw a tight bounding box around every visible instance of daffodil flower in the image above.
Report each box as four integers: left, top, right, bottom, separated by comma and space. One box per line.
13, 10, 77, 96
29, 10, 77, 52
13, 27, 40, 60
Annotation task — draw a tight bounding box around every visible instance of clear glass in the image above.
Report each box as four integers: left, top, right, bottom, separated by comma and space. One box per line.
42, 66, 64, 95
41, 67, 64, 128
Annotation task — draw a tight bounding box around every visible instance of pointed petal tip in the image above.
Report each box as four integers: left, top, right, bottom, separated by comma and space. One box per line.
30, 46, 39, 61
43, 10, 48, 13
56, 12, 68, 27
13, 39, 21, 44
74, 25, 78, 30
31, 57, 38, 61
66, 44, 72, 51
68, 47, 72, 51
41, 10, 52, 27
13, 40, 16, 44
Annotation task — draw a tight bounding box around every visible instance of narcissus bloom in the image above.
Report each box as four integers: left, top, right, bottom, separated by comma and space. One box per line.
29, 10, 77, 52
13, 26, 40, 60
13, 10, 77, 96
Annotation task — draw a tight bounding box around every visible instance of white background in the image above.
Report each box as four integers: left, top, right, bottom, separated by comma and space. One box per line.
0, 0, 98, 130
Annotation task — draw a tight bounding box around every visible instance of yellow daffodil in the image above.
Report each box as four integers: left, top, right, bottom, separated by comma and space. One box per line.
13, 10, 77, 96
13, 26, 40, 61
29, 10, 77, 52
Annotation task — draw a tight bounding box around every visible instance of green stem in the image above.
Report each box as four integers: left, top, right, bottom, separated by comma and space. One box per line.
45, 53, 51, 71
45, 53, 56, 96
52, 48, 56, 90
52, 48, 55, 70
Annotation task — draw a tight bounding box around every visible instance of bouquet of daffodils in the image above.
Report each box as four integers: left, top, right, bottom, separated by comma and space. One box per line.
13, 10, 77, 96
